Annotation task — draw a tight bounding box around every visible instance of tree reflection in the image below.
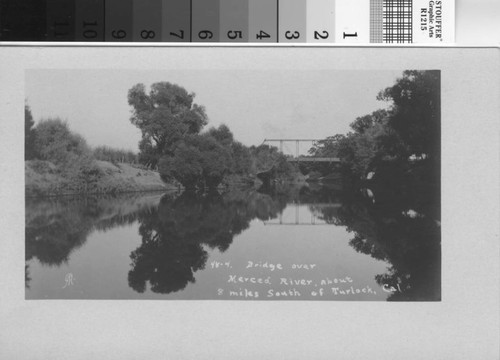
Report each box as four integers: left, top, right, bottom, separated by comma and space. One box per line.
128, 190, 286, 294
26, 174, 441, 301
25, 194, 161, 288
315, 161, 441, 301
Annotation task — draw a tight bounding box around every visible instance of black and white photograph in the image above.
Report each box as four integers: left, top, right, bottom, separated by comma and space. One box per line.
24, 67, 441, 301
0, 46, 498, 359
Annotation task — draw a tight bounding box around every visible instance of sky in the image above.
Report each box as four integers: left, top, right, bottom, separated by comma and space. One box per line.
25, 69, 402, 154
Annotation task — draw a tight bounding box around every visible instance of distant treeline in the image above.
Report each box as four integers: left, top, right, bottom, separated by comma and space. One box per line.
93, 146, 138, 164
25, 110, 139, 166
24, 110, 146, 196
25, 112, 99, 180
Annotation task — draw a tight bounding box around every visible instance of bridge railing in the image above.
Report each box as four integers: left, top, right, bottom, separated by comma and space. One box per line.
262, 139, 340, 163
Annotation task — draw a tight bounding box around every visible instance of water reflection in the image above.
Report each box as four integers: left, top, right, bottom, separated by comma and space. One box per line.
129, 190, 286, 294
25, 171, 440, 301
311, 162, 441, 301
25, 193, 162, 287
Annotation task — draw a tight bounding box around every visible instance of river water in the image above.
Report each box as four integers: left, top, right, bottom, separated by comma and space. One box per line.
25, 182, 441, 301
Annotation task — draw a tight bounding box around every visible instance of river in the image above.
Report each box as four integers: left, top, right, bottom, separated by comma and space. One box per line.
25, 181, 441, 301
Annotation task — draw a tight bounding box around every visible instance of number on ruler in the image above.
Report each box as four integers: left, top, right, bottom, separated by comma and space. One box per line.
314, 31, 329, 40
285, 31, 300, 40
227, 30, 242, 40
170, 30, 185, 39
111, 30, 127, 39
198, 30, 213, 40
256, 30, 270, 40
343, 32, 358, 39
141, 30, 156, 39
82, 21, 98, 39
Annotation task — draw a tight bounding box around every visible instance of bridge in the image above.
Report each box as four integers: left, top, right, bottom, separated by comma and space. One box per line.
262, 203, 341, 226
262, 139, 340, 163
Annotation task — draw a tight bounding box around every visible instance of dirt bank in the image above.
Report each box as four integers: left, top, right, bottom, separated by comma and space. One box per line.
25, 160, 177, 197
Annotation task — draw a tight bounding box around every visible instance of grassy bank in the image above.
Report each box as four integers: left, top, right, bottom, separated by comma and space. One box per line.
25, 160, 177, 197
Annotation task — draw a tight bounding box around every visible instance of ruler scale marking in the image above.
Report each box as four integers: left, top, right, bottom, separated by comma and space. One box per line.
46, 0, 75, 41
249, 0, 277, 43
105, 0, 133, 42
133, 0, 162, 42
0, 0, 454, 43
307, 0, 335, 43
75, 0, 104, 42
279, 0, 306, 43
220, 0, 249, 43
162, 0, 191, 42
192, 0, 220, 42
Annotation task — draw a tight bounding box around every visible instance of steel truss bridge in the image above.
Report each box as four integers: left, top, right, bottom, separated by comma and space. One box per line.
262, 203, 341, 226
262, 139, 340, 163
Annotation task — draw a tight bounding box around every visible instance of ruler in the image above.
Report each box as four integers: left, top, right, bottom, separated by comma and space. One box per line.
0, 0, 454, 43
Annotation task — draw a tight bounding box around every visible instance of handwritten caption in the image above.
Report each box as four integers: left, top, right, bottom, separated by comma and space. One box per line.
209, 260, 393, 300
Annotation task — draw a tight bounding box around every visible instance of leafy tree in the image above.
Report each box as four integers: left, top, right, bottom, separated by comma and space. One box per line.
249, 145, 293, 176
230, 141, 252, 175
206, 125, 257, 177
310, 70, 439, 180
308, 134, 346, 157
34, 118, 90, 165
377, 70, 440, 159
24, 104, 37, 160
196, 134, 232, 188
127, 82, 208, 167
159, 142, 203, 190
31, 118, 103, 188
137, 137, 158, 168
206, 124, 234, 147
159, 134, 232, 190
349, 109, 388, 134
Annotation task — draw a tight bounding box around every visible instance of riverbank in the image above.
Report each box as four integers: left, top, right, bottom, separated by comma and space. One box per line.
25, 160, 177, 197
25, 159, 315, 198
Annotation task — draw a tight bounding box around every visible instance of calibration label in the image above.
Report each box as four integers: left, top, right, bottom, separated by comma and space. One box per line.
0, 0, 455, 43
336, 0, 454, 43
413, 0, 454, 43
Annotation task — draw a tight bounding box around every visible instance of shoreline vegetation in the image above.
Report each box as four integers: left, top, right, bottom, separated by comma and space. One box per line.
25, 159, 175, 198
25, 70, 439, 200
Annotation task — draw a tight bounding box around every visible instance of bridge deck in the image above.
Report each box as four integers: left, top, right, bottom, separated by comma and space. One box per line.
286, 157, 340, 162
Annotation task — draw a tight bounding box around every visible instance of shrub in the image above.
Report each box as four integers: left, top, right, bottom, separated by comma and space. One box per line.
34, 118, 90, 166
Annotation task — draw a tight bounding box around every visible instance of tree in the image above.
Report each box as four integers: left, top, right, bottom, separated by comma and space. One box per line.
93, 146, 138, 163
230, 141, 252, 175
159, 142, 203, 190
250, 145, 289, 174
196, 134, 232, 188
25, 104, 37, 160
308, 134, 346, 157
158, 134, 232, 190
206, 124, 234, 147
128, 82, 208, 168
377, 70, 440, 159
349, 109, 388, 134
34, 118, 90, 165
